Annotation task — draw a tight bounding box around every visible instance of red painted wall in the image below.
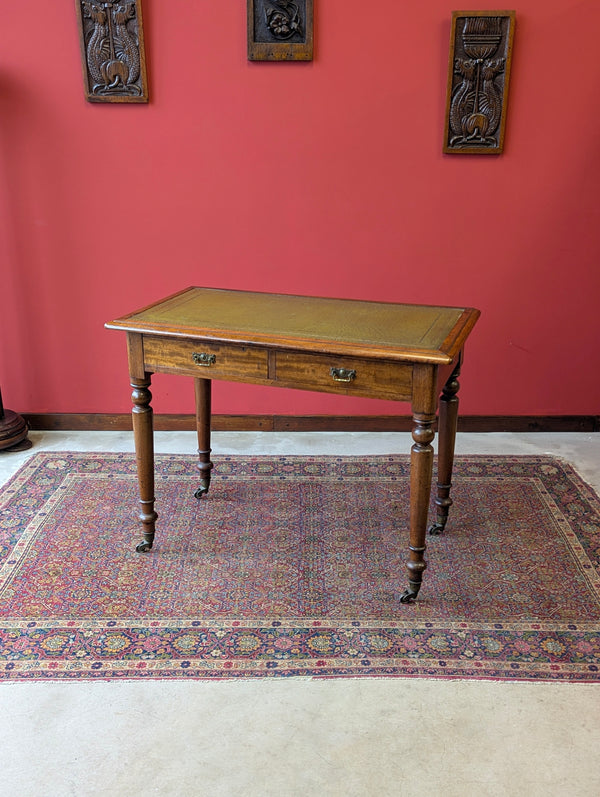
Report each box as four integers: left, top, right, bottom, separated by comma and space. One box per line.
1, 2, 599, 417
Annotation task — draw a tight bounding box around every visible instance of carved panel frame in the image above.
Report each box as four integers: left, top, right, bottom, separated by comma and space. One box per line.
248, 0, 313, 61
76, 0, 149, 103
443, 10, 515, 154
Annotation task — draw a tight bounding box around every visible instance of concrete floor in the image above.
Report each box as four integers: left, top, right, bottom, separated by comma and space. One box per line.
1, 431, 599, 797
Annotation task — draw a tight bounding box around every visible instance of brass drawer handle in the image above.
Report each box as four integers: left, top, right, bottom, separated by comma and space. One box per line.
192, 352, 217, 367
330, 367, 356, 383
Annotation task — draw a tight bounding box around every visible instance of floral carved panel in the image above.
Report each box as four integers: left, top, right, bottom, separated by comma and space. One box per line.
248, 0, 313, 61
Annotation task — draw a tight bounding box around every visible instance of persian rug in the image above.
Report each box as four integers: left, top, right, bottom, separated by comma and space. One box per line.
1, 452, 599, 682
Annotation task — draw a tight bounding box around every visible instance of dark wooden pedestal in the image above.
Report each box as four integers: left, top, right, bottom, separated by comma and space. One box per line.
0, 389, 31, 451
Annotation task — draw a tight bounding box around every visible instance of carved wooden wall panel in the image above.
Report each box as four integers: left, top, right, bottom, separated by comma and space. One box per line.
443, 11, 515, 154
248, 0, 313, 61
76, 0, 149, 103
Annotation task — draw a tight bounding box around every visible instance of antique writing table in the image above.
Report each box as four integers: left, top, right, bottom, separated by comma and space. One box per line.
106, 287, 480, 603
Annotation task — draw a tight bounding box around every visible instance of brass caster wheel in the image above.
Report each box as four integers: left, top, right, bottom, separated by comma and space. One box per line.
428, 521, 447, 536
136, 540, 153, 552
399, 585, 420, 604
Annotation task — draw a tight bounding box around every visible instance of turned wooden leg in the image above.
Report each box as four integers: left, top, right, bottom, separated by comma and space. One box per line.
131, 376, 157, 552
399, 410, 436, 603
429, 357, 461, 535
194, 378, 213, 499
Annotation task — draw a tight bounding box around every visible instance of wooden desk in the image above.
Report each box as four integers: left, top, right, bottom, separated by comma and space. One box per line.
106, 287, 480, 603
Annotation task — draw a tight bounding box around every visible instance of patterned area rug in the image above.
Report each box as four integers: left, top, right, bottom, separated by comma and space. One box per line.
1, 452, 599, 682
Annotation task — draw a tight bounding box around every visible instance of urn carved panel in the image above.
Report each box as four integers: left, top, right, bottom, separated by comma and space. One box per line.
248, 0, 313, 61
76, 0, 149, 102
443, 11, 515, 154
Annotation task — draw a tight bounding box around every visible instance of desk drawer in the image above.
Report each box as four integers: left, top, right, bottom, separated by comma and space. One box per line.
143, 336, 268, 381
275, 351, 413, 401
